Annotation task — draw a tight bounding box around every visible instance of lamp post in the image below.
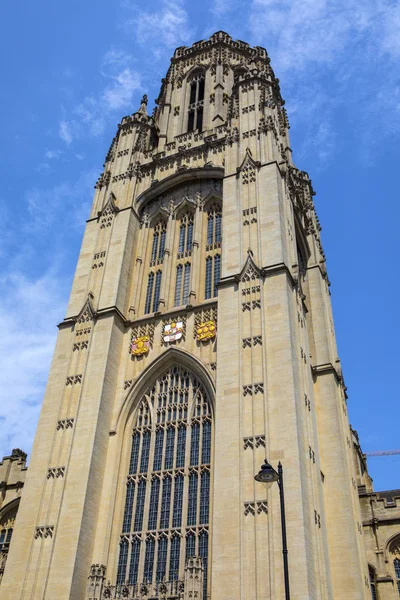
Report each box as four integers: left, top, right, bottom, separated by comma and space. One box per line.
255, 460, 290, 600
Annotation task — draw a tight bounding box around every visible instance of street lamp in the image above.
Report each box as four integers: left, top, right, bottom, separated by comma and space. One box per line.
255, 460, 290, 600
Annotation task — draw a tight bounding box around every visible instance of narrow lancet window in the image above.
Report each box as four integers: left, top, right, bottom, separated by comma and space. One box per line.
187, 71, 205, 132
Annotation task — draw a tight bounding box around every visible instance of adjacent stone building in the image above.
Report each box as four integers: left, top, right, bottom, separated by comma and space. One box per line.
1, 31, 399, 599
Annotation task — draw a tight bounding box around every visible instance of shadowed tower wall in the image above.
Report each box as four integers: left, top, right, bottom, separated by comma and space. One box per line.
1, 31, 371, 600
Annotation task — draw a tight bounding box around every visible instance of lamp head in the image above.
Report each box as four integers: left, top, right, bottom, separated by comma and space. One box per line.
254, 459, 279, 488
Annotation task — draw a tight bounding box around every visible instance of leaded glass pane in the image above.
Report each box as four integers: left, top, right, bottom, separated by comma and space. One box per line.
116, 539, 129, 585
164, 427, 175, 469
144, 272, 154, 314
172, 475, 184, 528
207, 216, 213, 245
122, 481, 135, 533
187, 473, 198, 526
144, 538, 155, 583
200, 471, 210, 524
185, 533, 196, 560
133, 480, 146, 532
129, 539, 141, 585
129, 432, 140, 474
151, 233, 158, 262
183, 263, 191, 305
179, 226, 185, 253
202, 420, 211, 464
153, 270, 162, 312
153, 429, 164, 471
214, 254, 221, 297
199, 532, 209, 598
205, 257, 212, 299
169, 536, 180, 581
190, 423, 200, 466
215, 212, 222, 242
156, 536, 168, 582
160, 476, 172, 529
176, 426, 186, 468
175, 265, 183, 307
148, 478, 160, 530
158, 229, 166, 260
186, 222, 193, 251
140, 431, 151, 473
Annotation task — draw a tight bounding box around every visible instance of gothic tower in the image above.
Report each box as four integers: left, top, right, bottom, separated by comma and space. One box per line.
2, 32, 371, 599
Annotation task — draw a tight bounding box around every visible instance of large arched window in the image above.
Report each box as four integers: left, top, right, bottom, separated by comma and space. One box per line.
187, 71, 205, 133
117, 366, 212, 595
0, 502, 18, 585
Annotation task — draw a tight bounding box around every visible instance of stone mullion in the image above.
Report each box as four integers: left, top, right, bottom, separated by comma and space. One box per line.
159, 213, 174, 311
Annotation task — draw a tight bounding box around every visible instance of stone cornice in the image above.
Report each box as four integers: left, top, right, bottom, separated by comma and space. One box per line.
173, 31, 269, 63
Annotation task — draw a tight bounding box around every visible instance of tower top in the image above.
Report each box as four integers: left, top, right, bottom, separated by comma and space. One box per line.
173, 31, 270, 62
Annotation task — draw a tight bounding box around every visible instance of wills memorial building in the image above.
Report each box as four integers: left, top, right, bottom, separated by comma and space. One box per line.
1, 31, 400, 600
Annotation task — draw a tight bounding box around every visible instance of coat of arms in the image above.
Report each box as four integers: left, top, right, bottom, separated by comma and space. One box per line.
196, 320, 216, 341
131, 335, 150, 355
163, 322, 183, 343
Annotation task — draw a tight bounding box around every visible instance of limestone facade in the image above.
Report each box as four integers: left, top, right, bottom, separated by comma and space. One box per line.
1, 31, 394, 599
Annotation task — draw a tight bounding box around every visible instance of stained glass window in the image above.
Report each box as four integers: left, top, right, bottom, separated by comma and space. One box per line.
172, 475, 184, 528
148, 478, 160, 530
116, 538, 129, 585
199, 531, 209, 599
129, 432, 140, 474
122, 481, 135, 533
190, 423, 200, 466
144, 272, 154, 314
117, 366, 212, 589
185, 532, 196, 560
133, 480, 146, 532
156, 536, 168, 582
160, 476, 172, 529
143, 537, 155, 583
169, 536, 181, 580
187, 472, 198, 526
153, 429, 164, 471
129, 538, 141, 585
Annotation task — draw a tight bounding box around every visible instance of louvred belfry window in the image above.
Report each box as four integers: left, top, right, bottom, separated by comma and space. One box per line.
117, 366, 212, 592
187, 71, 205, 133
204, 203, 222, 300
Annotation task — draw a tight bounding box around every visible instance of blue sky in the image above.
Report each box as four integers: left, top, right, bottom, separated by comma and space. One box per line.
1, 0, 399, 490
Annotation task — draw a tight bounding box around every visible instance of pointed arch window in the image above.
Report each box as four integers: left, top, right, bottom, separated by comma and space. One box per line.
187, 71, 205, 133
150, 220, 167, 266
178, 212, 194, 258
206, 204, 222, 250
205, 254, 221, 299
174, 262, 191, 307
117, 365, 212, 590
145, 270, 162, 314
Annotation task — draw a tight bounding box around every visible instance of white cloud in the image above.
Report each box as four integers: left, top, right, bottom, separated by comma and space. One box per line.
0, 267, 69, 460
246, 0, 400, 163
59, 120, 73, 145
127, 0, 194, 57
45, 149, 62, 160
103, 68, 141, 110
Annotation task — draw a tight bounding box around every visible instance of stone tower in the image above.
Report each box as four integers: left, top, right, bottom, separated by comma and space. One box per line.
2, 32, 371, 599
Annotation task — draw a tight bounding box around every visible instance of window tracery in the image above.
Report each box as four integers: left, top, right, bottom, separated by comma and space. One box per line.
117, 366, 212, 592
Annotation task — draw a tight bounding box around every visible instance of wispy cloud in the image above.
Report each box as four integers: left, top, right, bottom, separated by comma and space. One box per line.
0, 267, 69, 460
59, 49, 141, 144
59, 120, 73, 145
246, 0, 400, 163
125, 0, 194, 58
